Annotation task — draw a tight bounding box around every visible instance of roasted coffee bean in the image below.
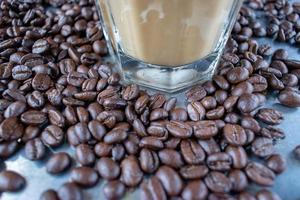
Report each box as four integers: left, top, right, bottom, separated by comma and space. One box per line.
213, 75, 230, 90
87, 120, 106, 141
186, 85, 207, 102
193, 120, 218, 139
46, 152, 71, 174
207, 152, 232, 171
40, 189, 59, 200
181, 180, 208, 200
123, 84, 139, 100
163, 97, 177, 112
67, 122, 91, 146
223, 124, 247, 146
149, 94, 166, 110
21, 110, 47, 125
41, 125, 64, 147
166, 120, 192, 138
32, 73, 51, 91
180, 139, 205, 165
256, 108, 283, 125
170, 108, 187, 121
112, 144, 125, 161
141, 176, 167, 200
12, 65, 32, 80
237, 94, 259, 113
272, 49, 288, 60
150, 108, 168, 121
27, 91, 45, 108
214, 90, 228, 104
206, 106, 225, 120
0, 140, 18, 158
155, 165, 183, 196
179, 165, 209, 179
278, 89, 300, 107
0, 117, 23, 141
48, 110, 65, 128
245, 162, 275, 186
261, 126, 285, 140
25, 138, 46, 160
140, 136, 164, 150
266, 154, 287, 174
104, 128, 128, 144
124, 134, 140, 155
4, 101, 26, 118
187, 102, 206, 121
96, 157, 120, 180
241, 116, 261, 133
57, 182, 83, 200
225, 146, 248, 169
21, 126, 40, 143
228, 170, 248, 192
0, 170, 25, 192
256, 189, 281, 200
135, 94, 149, 114
103, 180, 126, 200
70, 167, 98, 187
139, 148, 159, 173
75, 144, 95, 166
120, 155, 143, 187
204, 171, 232, 193
224, 112, 240, 124
224, 96, 239, 112
252, 137, 274, 158
94, 142, 112, 157
231, 81, 254, 97
226, 67, 249, 84
158, 149, 184, 169
32, 39, 50, 54
200, 96, 217, 110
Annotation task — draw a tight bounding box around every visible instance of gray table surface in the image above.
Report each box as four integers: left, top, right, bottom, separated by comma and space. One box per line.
2, 6, 300, 200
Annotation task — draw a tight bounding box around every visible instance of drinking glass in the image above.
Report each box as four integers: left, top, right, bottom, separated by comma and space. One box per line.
95, 0, 243, 92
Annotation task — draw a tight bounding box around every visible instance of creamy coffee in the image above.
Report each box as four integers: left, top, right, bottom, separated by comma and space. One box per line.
98, 0, 235, 66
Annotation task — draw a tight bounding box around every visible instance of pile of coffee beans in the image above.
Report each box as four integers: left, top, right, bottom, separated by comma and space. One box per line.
0, 0, 300, 199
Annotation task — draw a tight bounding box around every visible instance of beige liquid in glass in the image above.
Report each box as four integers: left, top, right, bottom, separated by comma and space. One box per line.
100, 0, 235, 66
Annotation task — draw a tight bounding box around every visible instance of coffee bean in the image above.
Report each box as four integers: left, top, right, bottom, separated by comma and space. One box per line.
223, 124, 247, 146
123, 84, 139, 100
256, 189, 281, 200
252, 137, 274, 158
96, 157, 120, 180
170, 108, 187, 121
0, 140, 18, 158
228, 170, 248, 192
25, 138, 46, 160
241, 116, 261, 133
163, 97, 177, 112
225, 146, 248, 169
179, 164, 209, 180
40, 189, 59, 200
204, 171, 232, 193
256, 108, 283, 125
0, 117, 23, 141
207, 152, 232, 171
12, 65, 32, 80
48, 110, 65, 127
120, 155, 143, 187
272, 49, 288, 60
226, 67, 250, 84
155, 165, 183, 196
41, 125, 64, 147
237, 93, 259, 113
139, 148, 159, 173
103, 180, 126, 200
75, 144, 95, 166
186, 85, 207, 102
266, 154, 287, 174
206, 106, 225, 120
158, 149, 184, 169
67, 122, 91, 146
141, 176, 167, 200
32, 39, 50, 54
181, 180, 208, 200
32, 73, 51, 91
104, 128, 128, 144
112, 144, 125, 162
166, 120, 192, 138
278, 89, 300, 107
224, 96, 239, 112
0, 170, 25, 192
70, 167, 98, 187
21, 126, 40, 143
57, 182, 83, 200
261, 126, 285, 140
94, 142, 112, 157
27, 91, 45, 108
4, 101, 26, 118
187, 102, 206, 121
192, 120, 218, 139
150, 108, 168, 121
180, 139, 205, 165
140, 136, 164, 150
245, 162, 275, 186
21, 110, 47, 125
46, 152, 71, 174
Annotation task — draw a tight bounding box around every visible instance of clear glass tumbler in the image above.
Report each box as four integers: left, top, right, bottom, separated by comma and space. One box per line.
95, 0, 243, 92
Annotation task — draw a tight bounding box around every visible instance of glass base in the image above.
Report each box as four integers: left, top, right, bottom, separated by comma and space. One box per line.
118, 52, 221, 93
